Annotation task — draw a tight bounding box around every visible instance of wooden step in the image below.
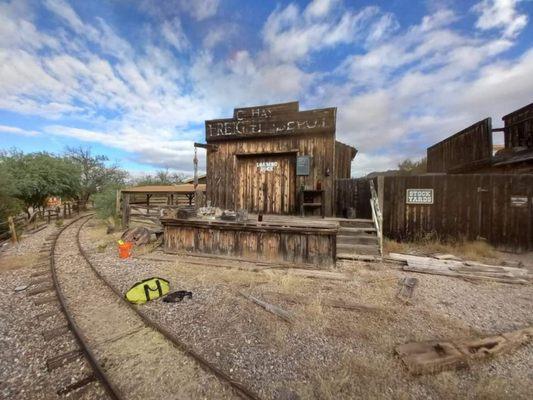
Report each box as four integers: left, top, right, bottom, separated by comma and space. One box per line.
337, 235, 379, 245
337, 243, 380, 255
338, 227, 377, 235
337, 253, 381, 262
339, 219, 374, 228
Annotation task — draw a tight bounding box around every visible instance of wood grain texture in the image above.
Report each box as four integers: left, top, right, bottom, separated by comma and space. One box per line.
162, 219, 336, 266
204, 102, 356, 217
427, 118, 493, 173
383, 174, 533, 252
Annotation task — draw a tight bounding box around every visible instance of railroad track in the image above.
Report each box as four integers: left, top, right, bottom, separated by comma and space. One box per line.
30, 214, 261, 399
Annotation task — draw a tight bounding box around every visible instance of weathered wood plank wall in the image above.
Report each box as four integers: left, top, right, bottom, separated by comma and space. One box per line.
335, 142, 357, 179
207, 133, 336, 215
427, 119, 493, 173
163, 220, 336, 266
382, 174, 533, 252
502, 102, 533, 149
205, 102, 356, 217
334, 178, 372, 219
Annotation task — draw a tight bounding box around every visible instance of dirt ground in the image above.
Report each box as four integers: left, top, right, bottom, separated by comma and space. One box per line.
83, 221, 533, 400
1, 220, 532, 400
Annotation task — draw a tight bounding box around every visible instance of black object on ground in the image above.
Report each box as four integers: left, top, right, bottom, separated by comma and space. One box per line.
163, 290, 193, 303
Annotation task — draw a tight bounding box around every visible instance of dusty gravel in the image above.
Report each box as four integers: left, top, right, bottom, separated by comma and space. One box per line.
0, 219, 107, 400
81, 220, 533, 399
2, 216, 532, 400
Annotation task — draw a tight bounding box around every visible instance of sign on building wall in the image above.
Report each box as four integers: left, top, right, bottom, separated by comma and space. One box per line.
406, 189, 434, 204
296, 156, 311, 176
257, 161, 278, 172
510, 196, 528, 208
205, 102, 336, 141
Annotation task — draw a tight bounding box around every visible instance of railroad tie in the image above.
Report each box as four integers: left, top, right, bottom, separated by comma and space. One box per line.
57, 374, 97, 396
42, 325, 70, 341
27, 285, 54, 296
46, 349, 83, 371
34, 295, 57, 306
29, 277, 53, 286
30, 270, 49, 278
36, 310, 60, 321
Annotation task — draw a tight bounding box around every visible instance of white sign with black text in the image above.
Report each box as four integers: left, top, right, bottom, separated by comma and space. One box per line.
257, 161, 278, 172
406, 189, 434, 204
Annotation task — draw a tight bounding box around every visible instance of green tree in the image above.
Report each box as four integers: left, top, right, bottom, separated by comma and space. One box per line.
93, 185, 121, 221
0, 163, 23, 233
65, 147, 127, 209
397, 157, 427, 175
0, 150, 81, 217
134, 169, 185, 185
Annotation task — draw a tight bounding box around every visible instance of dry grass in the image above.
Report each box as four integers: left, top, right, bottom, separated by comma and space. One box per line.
384, 237, 498, 261
0, 252, 39, 272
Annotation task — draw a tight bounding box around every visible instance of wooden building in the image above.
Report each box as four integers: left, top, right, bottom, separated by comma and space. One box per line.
427, 102, 533, 174
202, 101, 356, 217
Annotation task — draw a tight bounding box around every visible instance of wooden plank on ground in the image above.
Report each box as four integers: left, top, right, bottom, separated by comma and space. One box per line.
389, 253, 530, 284
396, 327, 533, 375
239, 291, 295, 323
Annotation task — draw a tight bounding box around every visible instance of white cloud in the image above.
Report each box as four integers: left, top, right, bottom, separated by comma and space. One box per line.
161, 17, 189, 52
0, 125, 40, 137
139, 0, 220, 21
262, 3, 381, 62
473, 0, 528, 37
0, 0, 532, 175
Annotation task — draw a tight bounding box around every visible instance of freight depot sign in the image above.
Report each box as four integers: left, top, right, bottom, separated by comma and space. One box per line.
406, 189, 434, 204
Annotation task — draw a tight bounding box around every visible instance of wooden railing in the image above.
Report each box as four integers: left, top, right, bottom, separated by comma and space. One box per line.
0, 202, 79, 245
369, 180, 383, 257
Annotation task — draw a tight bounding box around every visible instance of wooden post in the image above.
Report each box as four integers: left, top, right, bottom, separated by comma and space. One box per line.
47, 210, 51, 224
8, 216, 18, 244
377, 175, 385, 217
122, 193, 130, 229
115, 190, 121, 217
63, 203, 67, 219
68, 203, 71, 217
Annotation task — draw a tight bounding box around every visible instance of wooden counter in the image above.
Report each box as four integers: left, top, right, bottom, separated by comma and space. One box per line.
161, 217, 337, 266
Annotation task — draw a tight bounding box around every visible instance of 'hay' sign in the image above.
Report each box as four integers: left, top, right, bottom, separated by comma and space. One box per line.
406, 189, 434, 205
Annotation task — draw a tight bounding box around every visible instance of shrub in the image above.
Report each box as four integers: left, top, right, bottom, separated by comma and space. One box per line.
93, 186, 121, 222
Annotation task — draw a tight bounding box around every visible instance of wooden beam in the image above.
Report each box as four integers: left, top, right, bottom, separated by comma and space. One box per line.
194, 142, 218, 150
122, 193, 130, 229
239, 291, 294, 323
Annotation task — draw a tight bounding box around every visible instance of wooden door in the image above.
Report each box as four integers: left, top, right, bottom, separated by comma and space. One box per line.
236, 155, 295, 214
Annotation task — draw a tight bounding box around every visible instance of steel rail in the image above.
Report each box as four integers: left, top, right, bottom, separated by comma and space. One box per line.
49, 214, 124, 400
76, 216, 262, 400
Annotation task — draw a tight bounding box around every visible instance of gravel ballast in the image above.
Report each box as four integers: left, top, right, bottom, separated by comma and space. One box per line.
81, 221, 533, 399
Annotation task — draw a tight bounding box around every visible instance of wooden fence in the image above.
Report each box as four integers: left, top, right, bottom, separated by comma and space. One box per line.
427, 118, 493, 173
382, 174, 533, 252
334, 178, 372, 219
0, 202, 78, 246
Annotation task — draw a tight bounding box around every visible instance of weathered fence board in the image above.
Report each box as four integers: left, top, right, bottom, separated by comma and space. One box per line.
427, 119, 493, 173
334, 178, 372, 219
502, 102, 533, 149
382, 174, 533, 252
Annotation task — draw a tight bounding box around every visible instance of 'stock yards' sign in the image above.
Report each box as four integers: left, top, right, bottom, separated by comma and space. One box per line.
406, 189, 434, 204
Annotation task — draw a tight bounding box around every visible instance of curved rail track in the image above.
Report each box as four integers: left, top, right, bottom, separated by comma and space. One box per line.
40, 214, 261, 400
48, 214, 122, 399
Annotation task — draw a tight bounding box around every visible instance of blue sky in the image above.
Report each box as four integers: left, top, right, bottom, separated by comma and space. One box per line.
0, 0, 532, 177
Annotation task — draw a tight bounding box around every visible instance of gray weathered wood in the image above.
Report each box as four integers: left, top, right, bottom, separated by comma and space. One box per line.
239, 291, 295, 323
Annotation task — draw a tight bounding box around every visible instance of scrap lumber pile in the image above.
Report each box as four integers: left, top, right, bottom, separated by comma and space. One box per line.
396, 327, 533, 375
389, 253, 532, 284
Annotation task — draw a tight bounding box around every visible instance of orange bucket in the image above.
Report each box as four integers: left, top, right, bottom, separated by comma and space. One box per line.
118, 241, 133, 259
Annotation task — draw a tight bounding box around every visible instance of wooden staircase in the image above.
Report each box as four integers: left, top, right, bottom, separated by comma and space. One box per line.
336, 219, 381, 260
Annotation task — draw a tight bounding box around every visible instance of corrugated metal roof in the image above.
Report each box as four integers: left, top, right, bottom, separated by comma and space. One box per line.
121, 184, 206, 193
